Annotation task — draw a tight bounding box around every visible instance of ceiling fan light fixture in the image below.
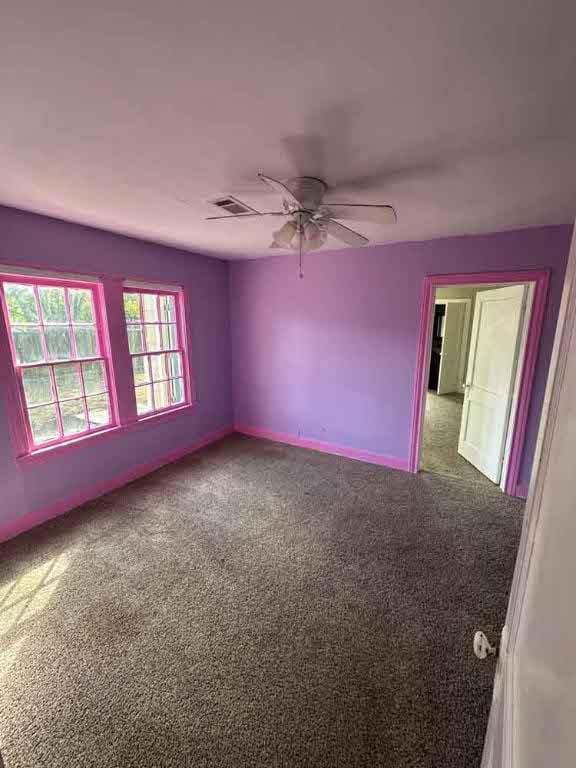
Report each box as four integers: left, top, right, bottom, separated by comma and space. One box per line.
273, 220, 298, 248
302, 221, 326, 251
303, 221, 318, 239
292, 229, 307, 252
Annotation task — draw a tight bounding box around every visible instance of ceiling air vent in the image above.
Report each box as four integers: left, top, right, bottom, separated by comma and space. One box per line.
211, 196, 255, 215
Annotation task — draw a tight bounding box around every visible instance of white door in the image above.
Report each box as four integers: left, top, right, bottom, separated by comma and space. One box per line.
480, 228, 576, 768
458, 285, 527, 482
437, 302, 467, 395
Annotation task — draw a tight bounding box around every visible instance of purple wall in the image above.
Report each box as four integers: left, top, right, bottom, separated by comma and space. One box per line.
0, 206, 232, 532
0, 209, 571, 538
230, 225, 572, 491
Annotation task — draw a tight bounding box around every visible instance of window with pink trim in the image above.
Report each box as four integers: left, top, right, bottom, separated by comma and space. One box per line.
0, 277, 114, 450
123, 288, 188, 417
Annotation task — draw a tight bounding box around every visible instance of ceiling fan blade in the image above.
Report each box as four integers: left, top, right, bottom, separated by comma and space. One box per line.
258, 174, 302, 207
325, 219, 369, 247
334, 159, 442, 194
324, 204, 396, 224
205, 211, 284, 221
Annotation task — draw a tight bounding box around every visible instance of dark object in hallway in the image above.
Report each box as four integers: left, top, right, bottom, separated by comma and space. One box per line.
0, 435, 522, 768
428, 304, 446, 391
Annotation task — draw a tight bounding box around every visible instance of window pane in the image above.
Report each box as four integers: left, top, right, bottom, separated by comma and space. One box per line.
46, 326, 72, 361
135, 384, 154, 415
144, 324, 161, 352
153, 380, 170, 410
170, 378, 185, 405
61, 398, 87, 436
4, 284, 39, 324
69, 288, 94, 323
161, 324, 178, 350
86, 394, 110, 428
150, 353, 166, 382
160, 295, 176, 323
126, 290, 185, 418
167, 352, 182, 378
22, 366, 53, 407
82, 361, 107, 394
127, 325, 143, 354
3, 278, 113, 449
123, 292, 141, 322
132, 355, 150, 385
142, 294, 158, 322
74, 327, 97, 358
29, 404, 59, 444
39, 286, 67, 323
54, 363, 82, 400
12, 326, 44, 364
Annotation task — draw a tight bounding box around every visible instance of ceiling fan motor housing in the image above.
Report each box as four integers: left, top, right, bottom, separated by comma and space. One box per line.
283, 177, 327, 212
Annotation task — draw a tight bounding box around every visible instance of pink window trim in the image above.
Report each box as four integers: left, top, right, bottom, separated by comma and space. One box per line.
0, 259, 186, 288
0, 272, 118, 455
0, 267, 196, 463
123, 286, 193, 418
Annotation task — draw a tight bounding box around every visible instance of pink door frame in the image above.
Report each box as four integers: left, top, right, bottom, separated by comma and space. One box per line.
408, 270, 550, 497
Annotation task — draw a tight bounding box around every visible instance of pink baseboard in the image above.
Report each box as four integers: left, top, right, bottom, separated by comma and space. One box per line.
0, 426, 233, 544
235, 424, 410, 471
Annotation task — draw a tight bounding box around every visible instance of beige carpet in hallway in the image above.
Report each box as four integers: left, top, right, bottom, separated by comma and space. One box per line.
421, 392, 497, 489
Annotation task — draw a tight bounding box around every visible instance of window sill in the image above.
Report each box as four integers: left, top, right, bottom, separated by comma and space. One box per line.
131, 402, 196, 429
17, 402, 196, 466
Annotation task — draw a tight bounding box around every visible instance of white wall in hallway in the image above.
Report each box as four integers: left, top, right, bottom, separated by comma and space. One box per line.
436, 284, 519, 390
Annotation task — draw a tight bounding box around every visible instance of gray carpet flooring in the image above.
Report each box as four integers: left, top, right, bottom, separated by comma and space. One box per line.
422, 392, 496, 489
0, 435, 523, 768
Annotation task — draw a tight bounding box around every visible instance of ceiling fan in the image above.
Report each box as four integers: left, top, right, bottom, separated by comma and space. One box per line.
205, 175, 396, 254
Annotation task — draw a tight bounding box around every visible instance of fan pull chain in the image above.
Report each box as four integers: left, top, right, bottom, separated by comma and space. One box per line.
298, 226, 304, 279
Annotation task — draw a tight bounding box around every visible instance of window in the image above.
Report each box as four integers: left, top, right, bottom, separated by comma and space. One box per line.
123, 289, 187, 417
1, 278, 113, 449
0, 272, 191, 457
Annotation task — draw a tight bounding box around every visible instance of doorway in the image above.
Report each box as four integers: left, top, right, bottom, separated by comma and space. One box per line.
409, 271, 550, 497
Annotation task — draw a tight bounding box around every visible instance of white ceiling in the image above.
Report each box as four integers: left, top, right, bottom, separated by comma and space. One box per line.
1, 1, 575, 260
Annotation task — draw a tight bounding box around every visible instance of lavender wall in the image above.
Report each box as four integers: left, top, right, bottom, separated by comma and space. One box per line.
0, 206, 232, 533
0, 212, 570, 537
230, 225, 572, 491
